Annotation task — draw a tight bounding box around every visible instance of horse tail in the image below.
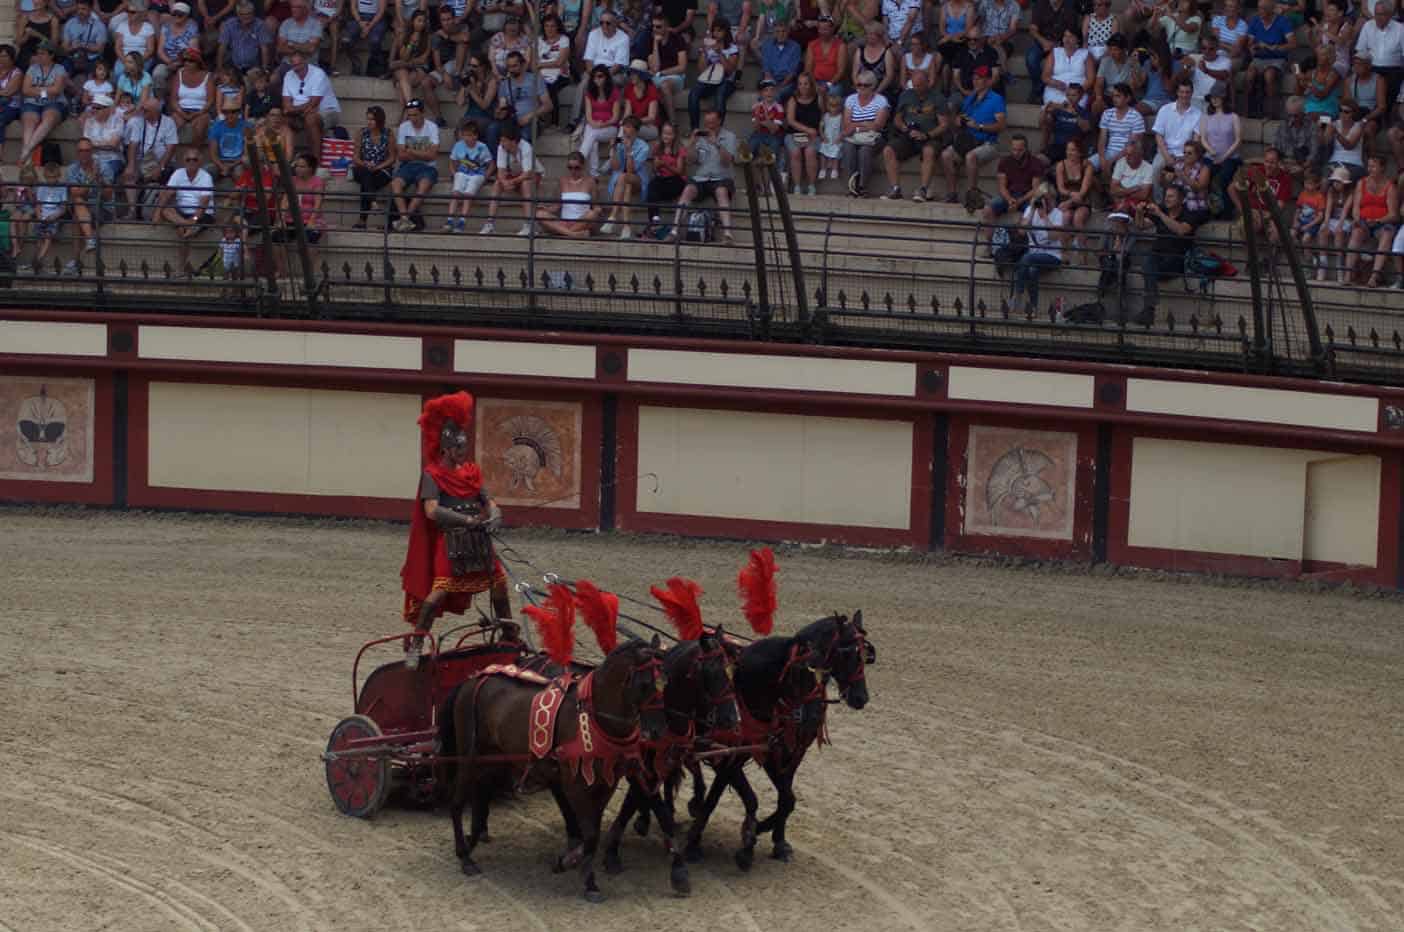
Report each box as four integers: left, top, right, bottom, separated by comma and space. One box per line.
438, 680, 470, 799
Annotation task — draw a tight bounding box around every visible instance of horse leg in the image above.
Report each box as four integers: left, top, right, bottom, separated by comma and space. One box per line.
686, 760, 707, 817
755, 748, 806, 834
727, 768, 762, 873
643, 783, 691, 896
571, 783, 612, 903
459, 779, 492, 876
762, 760, 799, 862
602, 780, 643, 875
550, 781, 584, 872
683, 760, 737, 862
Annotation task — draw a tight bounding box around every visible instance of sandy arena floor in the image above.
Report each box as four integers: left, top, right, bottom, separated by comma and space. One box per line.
2, 508, 1403, 931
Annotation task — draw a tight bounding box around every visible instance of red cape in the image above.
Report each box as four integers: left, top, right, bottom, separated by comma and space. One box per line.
400, 462, 483, 601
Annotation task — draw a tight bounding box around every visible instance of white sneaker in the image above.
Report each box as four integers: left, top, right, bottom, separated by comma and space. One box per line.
479, 222, 495, 235
807, 184, 817, 195
83, 237, 97, 253
619, 227, 632, 240
516, 225, 532, 237
600, 221, 616, 235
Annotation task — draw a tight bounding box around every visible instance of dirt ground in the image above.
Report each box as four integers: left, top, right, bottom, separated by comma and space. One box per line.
2, 508, 1403, 931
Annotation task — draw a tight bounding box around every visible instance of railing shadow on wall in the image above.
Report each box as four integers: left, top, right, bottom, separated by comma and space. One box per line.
3, 179, 1402, 386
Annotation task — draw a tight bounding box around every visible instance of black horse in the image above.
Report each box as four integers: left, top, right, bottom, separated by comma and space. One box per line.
682, 612, 874, 868
438, 637, 668, 902
599, 627, 740, 895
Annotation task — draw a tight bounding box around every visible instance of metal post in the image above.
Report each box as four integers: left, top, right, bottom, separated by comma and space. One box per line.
269, 139, 319, 317
382, 190, 394, 311
967, 218, 980, 321
1256, 183, 1326, 372
740, 155, 770, 324
243, 127, 280, 309
764, 160, 809, 330
1236, 179, 1270, 371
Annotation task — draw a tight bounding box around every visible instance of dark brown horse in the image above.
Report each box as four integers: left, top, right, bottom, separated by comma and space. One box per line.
599, 627, 740, 895
439, 637, 668, 901
683, 612, 874, 868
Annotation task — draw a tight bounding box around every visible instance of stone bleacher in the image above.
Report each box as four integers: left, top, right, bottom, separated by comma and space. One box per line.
3, 0, 1401, 341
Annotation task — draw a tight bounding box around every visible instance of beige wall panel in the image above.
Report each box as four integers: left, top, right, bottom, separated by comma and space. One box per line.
141, 326, 419, 369
1126, 379, 1378, 433
636, 407, 911, 529
1303, 456, 1380, 567
149, 383, 418, 497
305, 392, 421, 497
628, 349, 915, 397
947, 366, 1094, 408
1127, 439, 1313, 560
1, 320, 108, 357
454, 339, 597, 379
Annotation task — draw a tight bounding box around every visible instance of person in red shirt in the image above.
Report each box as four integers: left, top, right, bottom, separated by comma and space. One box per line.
1234, 145, 1295, 245
748, 77, 786, 191
621, 60, 663, 139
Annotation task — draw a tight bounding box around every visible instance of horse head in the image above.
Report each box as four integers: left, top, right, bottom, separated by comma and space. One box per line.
693, 625, 740, 733
599, 635, 670, 742
798, 611, 872, 711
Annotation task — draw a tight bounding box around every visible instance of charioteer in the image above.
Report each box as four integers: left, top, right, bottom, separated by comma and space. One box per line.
400, 391, 514, 668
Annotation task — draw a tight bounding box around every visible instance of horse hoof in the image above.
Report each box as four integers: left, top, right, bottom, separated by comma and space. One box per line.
633, 814, 651, 837
583, 889, 607, 904
684, 844, 704, 863
734, 848, 754, 872
772, 842, 794, 863
603, 852, 623, 875
670, 866, 692, 897
460, 859, 481, 877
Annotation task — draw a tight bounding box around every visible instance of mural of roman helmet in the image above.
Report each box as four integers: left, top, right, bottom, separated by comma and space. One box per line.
16, 386, 68, 469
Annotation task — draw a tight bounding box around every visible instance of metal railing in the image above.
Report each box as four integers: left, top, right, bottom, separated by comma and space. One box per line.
2, 176, 1401, 386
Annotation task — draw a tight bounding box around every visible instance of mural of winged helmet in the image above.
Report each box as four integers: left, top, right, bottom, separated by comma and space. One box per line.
16, 386, 68, 469
498, 415, 564, 493
985, 447, 1056, 524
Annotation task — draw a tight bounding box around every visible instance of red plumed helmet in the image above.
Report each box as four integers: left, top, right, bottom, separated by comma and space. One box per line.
418, 391, 475, 464
737, 547, 778, 635
651, 577, 704, 641
523, 583, 575, 666
572, 580, 620, 654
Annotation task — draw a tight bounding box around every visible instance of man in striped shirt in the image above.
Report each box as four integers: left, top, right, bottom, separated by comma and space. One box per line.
1093, 81, 1145, 175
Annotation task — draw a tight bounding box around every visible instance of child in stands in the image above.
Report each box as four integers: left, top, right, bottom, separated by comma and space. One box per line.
1293, 167, 1327, 275
446, 120, 493, 232
1322, 164, 1354, 283
33, 161, 67, 267
818, 91, 844, 179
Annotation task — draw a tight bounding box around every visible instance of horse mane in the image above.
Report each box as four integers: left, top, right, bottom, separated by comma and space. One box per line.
737, 547, 778, 635
523, 583, 575, 665
651, 577, 704, 641
572, 579, 619, 654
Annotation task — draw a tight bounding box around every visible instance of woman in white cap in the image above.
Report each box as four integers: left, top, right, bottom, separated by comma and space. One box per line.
620, 59, 661, 140
81, 91, 127, 182
1321, 163, 1355, 282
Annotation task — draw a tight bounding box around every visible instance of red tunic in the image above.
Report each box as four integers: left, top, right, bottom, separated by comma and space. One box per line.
400, 461, 507, 625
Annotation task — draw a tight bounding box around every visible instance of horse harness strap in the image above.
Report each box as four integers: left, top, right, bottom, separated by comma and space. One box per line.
555, 670, 644, 787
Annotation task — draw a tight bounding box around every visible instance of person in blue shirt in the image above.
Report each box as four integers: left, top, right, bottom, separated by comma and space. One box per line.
940, 65, 1006, 204
1245, 0, 1296, 119
445, 119, 493, 232
206, 104, 251, 182
760, 20, 801, 102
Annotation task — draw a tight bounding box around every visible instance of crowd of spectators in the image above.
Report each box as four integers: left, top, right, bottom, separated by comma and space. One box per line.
0, 0, 1402, 289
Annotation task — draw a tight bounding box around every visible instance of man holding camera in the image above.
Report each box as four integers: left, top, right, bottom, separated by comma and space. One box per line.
670, 108, 738, 244
1131, 184, 1200, 326
940, 65, 1006, 205
880, 67, 949, 202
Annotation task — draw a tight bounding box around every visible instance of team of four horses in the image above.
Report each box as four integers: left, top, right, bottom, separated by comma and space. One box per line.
323, 548, 875, 903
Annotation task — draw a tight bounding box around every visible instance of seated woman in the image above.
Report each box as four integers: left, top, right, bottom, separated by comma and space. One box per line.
644, 121, 688, 233
580, 65, 623, 177
1321, 165, 1354, 282
1346, 154, 1398, 288
1168, 137, 1212, 217
1054, 138, 1094, 262
273, 151, 325, 278
1298, 54, 1341, 121
166, 48, 213, 147
18, 41, 68, 165
621, 61, 662, 140
1010, 183, 1068, 315
537, 151, 602, 238
537, 14, 573, 125
390, 10, 442, 124
600, 116, 652, 238
1196, 81, 1241, 217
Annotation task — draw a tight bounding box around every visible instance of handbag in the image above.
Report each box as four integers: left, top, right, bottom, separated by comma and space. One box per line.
952, 129, 981, 156
847, 130, 879, 146
698, 63, 726, 85
790, 132, 812, 147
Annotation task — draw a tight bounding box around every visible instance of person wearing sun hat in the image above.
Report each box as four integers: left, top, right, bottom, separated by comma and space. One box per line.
621, 58, 663, 139
81, 91, 128, 183
153, 2, 199, 87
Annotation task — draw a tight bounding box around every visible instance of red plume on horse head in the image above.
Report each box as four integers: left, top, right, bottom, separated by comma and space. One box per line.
651, 577, 704, 641
737, 547, 778, 635
572, 579, 619, 654
523, 583, 575, 666
417, 391, 474, 464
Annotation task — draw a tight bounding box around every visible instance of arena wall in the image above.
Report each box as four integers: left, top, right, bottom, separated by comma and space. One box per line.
4, 309, 1403, 589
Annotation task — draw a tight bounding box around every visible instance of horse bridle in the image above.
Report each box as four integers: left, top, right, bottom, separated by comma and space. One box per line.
668, 638, 736, 733
591, 651, 667, 732
809, 620, 871, 700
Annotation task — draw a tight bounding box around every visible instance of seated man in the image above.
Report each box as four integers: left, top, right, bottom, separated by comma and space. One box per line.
207, 101, 250, 181
342, 0, 389, 76
1106, 140, 1153, 252
759, 20, 801, 101
60, 0, 108, 81
480, 122, 542, 236
953, 29, 1002, 98
880, 67, 949, 202
274, 0, 323, 80
1234, 145, 1294, 246
389, 98, 440, 232
158, 146, 215, 273
940, 65, 1006, 205
1131, 183, 1201, 325
280, 48, 341, 160
1041, 80, 1091, 162
640, 12, 691, 126
1273, 95, 1320, 180
670, 107, 737, 244
217, 2, 272, 75
979, 133, 1046, 247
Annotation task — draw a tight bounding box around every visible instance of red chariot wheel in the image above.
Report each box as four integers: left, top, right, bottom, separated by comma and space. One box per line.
325, 715, 391, 818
